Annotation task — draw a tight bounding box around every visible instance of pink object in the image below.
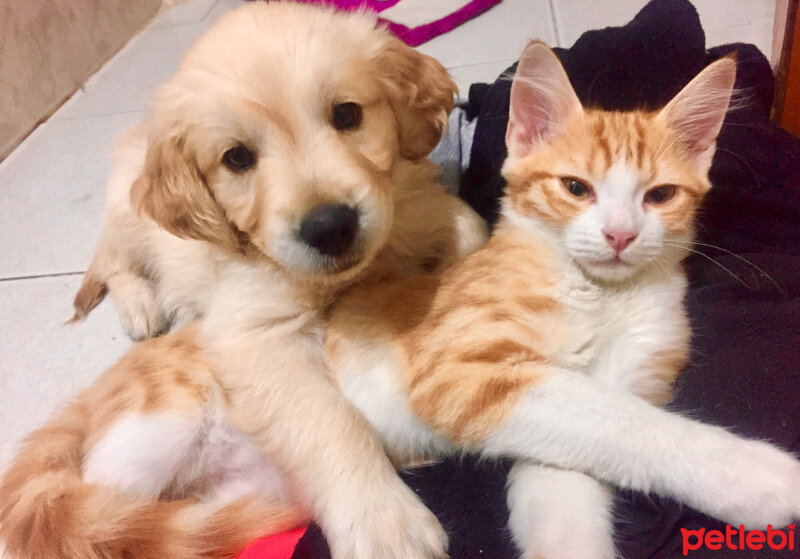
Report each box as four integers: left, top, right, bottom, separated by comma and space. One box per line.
237, 526, 308, 559
294, 0, 503, 46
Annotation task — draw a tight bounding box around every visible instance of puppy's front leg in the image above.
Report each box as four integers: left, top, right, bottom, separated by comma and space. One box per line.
215, 329, 448, 559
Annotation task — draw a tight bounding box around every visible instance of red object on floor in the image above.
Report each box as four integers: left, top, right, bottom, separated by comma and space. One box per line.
238, 526, 308, 559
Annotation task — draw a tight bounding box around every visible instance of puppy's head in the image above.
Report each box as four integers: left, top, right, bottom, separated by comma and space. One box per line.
131, 3, 456, 281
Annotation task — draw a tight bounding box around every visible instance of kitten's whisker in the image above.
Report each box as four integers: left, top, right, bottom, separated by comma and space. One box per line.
586, 71, 604, 105
653, 130, 671, 161
653, 132, 685, 164
666, 240, 783, 293
481, 115, 512, 122
718, 122, 769, 132
645, 256, 671, 282
657, 258, 671, 279
714, 147, 760, 186
663, 243, 759, 290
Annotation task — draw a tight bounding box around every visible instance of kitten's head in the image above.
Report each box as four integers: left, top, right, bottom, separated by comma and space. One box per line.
501, 41, 736, 282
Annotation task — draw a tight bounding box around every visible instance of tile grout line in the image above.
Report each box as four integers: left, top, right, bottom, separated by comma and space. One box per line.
201, 0, 224, 21
150, 0, 225, 30
53, 108, 146, 123
547, 0, 562, 47
0, 271, 85, 283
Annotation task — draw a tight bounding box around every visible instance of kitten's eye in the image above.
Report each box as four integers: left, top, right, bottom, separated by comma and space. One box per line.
561, 177, 592, 198
644, 185, 677, 205
332, 102, 362, 131
222, 145, 256, 172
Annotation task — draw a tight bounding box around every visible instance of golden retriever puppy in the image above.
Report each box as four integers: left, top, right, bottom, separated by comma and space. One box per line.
72, 7, 484, 339
0, 3, 487, 559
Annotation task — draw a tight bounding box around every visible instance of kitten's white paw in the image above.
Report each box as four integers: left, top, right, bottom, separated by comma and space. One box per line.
687, 435, 800, 529
713, 439, 800, 529
327, 482, 448, 559
108, 273, 166, 340
518, 527, 615, 559
508, 464, 615, 559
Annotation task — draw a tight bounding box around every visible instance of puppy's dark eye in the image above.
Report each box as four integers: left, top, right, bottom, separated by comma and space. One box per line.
644, 185, 677, 205
332, 102, 362, 131
561, 177, 592, 198
222, 145, 256, 172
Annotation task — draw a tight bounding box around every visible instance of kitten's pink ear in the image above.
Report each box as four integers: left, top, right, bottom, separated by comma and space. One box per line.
658, 55, 737, 170
506, 41, 581, 159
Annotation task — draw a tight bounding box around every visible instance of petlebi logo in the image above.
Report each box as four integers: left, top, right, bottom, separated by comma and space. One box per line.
681, 524, 796, 556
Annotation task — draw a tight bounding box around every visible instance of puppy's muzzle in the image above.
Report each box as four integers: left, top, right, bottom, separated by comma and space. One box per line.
299, 203, 360, 257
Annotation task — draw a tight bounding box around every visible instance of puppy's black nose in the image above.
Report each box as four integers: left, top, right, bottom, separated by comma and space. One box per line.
299, 203, 359, 257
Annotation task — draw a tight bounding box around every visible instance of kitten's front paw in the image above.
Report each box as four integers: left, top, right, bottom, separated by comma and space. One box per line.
704, 438, 800, 529
108, 273, 166, 340
328, 484, 448, 559
508, 464, 615, 559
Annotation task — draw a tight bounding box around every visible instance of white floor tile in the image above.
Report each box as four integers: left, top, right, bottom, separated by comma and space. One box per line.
50, 20, 212, 122
0, 275, 132, 470
692, 0, 775, 31
0, 111, 144, 279
705, 17, 775, 55
418, 0, 556, 69
551, 0, 644, 47
203, 0, 243, 22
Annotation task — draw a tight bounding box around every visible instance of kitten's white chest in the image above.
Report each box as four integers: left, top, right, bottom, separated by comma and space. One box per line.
555, 266, 688, 386
554, 276, 607, 371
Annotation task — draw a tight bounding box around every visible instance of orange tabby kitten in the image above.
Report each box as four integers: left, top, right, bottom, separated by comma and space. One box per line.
327, 42, 800, 559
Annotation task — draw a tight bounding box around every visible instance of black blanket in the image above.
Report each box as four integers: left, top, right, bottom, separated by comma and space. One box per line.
294, 1, 800, 557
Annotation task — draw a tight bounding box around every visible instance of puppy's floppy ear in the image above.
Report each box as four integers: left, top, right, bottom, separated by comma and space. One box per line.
377, 38, 457, 160
131, 126, 240, 252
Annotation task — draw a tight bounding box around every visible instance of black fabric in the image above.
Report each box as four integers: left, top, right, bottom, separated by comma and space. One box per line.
293, 0, 800, 557
292, 457, 517, 559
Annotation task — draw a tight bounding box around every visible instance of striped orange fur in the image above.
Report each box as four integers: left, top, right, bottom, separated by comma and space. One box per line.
330, 225, 566, 445
0, 327, 303, 559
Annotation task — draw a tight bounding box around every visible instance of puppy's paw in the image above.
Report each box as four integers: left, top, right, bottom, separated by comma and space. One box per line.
108, 273, 166, 340
328, 483, 448, 559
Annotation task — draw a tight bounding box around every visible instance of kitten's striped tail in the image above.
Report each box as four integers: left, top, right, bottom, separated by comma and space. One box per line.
0, 403, 304, 559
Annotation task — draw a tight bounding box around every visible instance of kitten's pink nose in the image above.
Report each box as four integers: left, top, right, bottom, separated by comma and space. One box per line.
603, 229, 637, 253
